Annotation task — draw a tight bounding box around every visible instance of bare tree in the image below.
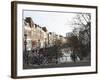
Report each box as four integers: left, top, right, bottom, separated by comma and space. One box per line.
73, 14, 91, 60
66, 13, 91, 60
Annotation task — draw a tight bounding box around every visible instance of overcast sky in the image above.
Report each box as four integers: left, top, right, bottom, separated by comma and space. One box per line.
24, 10, 77, 37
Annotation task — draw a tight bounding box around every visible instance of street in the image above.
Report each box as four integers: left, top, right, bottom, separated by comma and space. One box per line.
23, 60, 91, 69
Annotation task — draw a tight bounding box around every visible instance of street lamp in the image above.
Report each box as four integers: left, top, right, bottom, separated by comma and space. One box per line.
24, 33, 27, 52
24, 33, 28, 64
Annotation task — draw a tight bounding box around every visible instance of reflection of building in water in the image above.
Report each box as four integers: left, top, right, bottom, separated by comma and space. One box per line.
58, 53, 73, 63
58, 48, 80, 63
58, 48, 73, 63
23, 17, 67, 51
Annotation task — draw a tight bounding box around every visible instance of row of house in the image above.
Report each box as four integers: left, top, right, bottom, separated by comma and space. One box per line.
23, 17, 66, 51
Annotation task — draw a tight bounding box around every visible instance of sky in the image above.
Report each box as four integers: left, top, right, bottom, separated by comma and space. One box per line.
23, 10, 77, 37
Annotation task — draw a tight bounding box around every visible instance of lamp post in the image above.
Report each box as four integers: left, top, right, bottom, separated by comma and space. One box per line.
37, 39, 41, 65
24, 33, 27, 52
24, 33, 28, 64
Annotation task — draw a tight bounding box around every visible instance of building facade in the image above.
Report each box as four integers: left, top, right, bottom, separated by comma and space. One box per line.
23, 17, 67, 52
